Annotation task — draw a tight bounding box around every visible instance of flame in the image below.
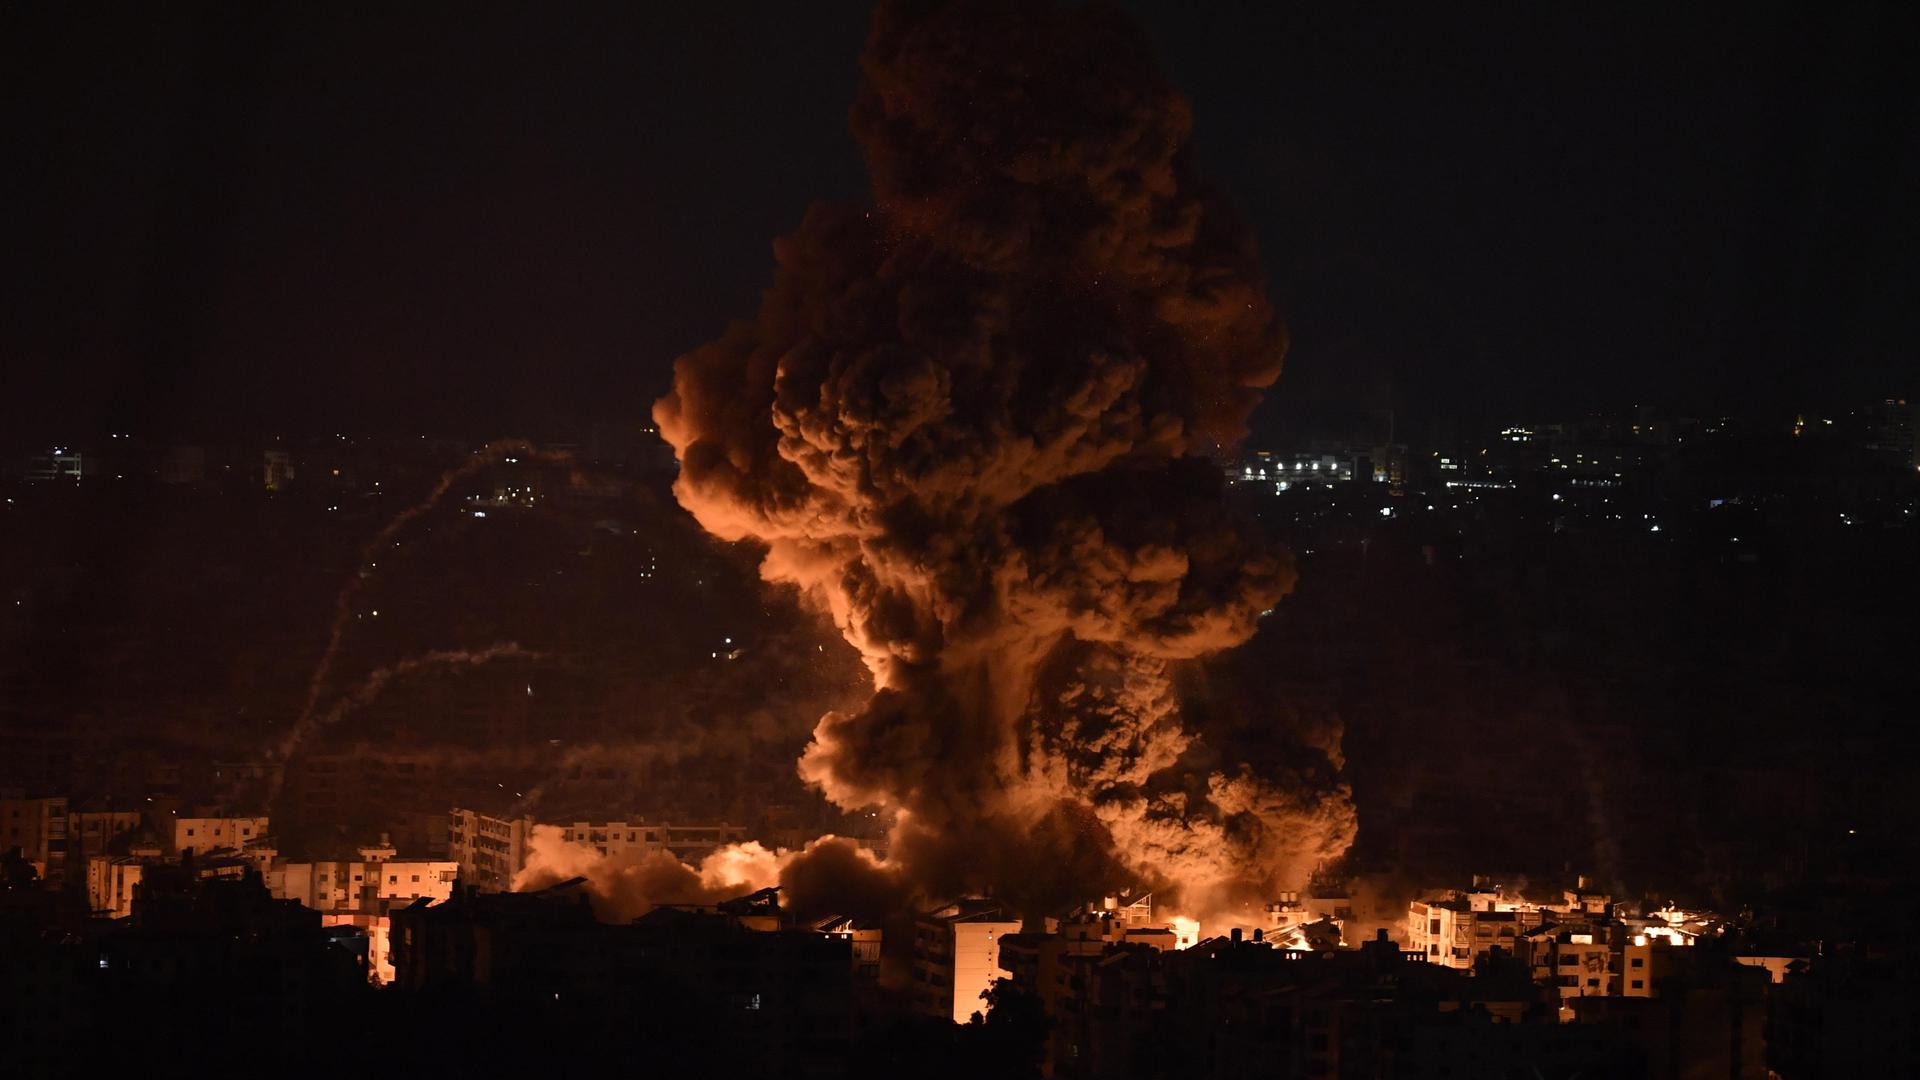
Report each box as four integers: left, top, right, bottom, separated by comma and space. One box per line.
1171, 916, 1200, 949
1271, 924, 1312, 951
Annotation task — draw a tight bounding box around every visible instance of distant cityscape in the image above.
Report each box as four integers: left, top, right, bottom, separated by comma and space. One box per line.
4, 399, 1915, 1076
2, 791, 1904, 1077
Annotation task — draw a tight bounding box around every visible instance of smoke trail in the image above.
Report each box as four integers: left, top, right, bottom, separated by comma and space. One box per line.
268, 643, 546, 804
655, 0, 1353, 921
289, 438, 572, 742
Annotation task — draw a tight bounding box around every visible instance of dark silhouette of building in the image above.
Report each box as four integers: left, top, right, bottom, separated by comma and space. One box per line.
389, 879, 854, 1077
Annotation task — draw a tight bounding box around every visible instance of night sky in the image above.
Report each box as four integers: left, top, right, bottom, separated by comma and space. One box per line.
5, 1, 1914, 445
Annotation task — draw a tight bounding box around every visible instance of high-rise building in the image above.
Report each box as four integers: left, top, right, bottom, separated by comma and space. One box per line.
24, 447, 83, 481
1863, 397, 1917, 467
912, 899, 1022, 1023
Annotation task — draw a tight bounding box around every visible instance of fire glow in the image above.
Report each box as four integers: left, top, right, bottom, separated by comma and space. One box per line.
643, 0, 1353, 929
508, 0, 1359, 976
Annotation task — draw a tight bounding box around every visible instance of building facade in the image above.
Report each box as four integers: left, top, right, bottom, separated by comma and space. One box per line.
449, 807, 534, 892
0, 795, 68, 882
171, 814, 269, 856
913, 900, 1023, 1023
451, 806, 753, 892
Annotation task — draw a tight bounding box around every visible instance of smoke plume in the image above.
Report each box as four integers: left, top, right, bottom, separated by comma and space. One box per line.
514, 827, 901, 924
654, 0, 1353, 921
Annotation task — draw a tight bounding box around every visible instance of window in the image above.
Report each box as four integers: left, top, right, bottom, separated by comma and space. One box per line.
186, 828, 196, 837
1631, 979, 1644, 990
1560, 954, 1580, 967
1429, 944, 1439, 956
410, 875, 419, 883
1630, 957, 1644, 968
1429, 919, 1441, 935
388, 876, 397, 884
1587, 978, 1599, 987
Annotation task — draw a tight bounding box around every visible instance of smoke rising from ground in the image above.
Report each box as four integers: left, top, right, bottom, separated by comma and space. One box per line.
653, 0, 1353, 920
514, 826, 902, 924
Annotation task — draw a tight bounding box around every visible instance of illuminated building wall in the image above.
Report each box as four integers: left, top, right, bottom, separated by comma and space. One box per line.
24, 448, 84, 481
448, 807, 533, 893
86, 855, 147, 919
913, 901, 1022, 1023
1407, 898, 1544, 970
274, 857, 457, 913
171, 815, 269, 857
557, 820, 748, 863
0, 795, 68, 882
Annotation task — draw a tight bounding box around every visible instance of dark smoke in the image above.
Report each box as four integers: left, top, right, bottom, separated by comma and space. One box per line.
654, 0, 1353, 922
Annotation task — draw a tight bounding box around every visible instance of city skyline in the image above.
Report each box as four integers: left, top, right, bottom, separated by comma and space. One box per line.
4, 3, 1916, 1076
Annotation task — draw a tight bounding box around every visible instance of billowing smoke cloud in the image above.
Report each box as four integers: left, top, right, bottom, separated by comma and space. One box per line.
514, 826, 902, 924
654, 0, 1353, 921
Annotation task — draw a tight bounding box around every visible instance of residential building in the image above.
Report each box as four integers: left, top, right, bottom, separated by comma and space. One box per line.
449, 806, 534, 892
0, 795, 68, 882
912, 899, 1022, 1023
266, 836, 457, 982
556, 819, 749, 863
170, 814, 269, 857
1408, 896, 1545, 969
25, 447, 83, 481
86, 855, 151, 919
450, 806, 753, 892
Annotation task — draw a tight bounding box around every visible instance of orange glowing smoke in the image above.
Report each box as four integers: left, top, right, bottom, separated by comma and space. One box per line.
514, 827, 901, 925
651, 0, 1353, 923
